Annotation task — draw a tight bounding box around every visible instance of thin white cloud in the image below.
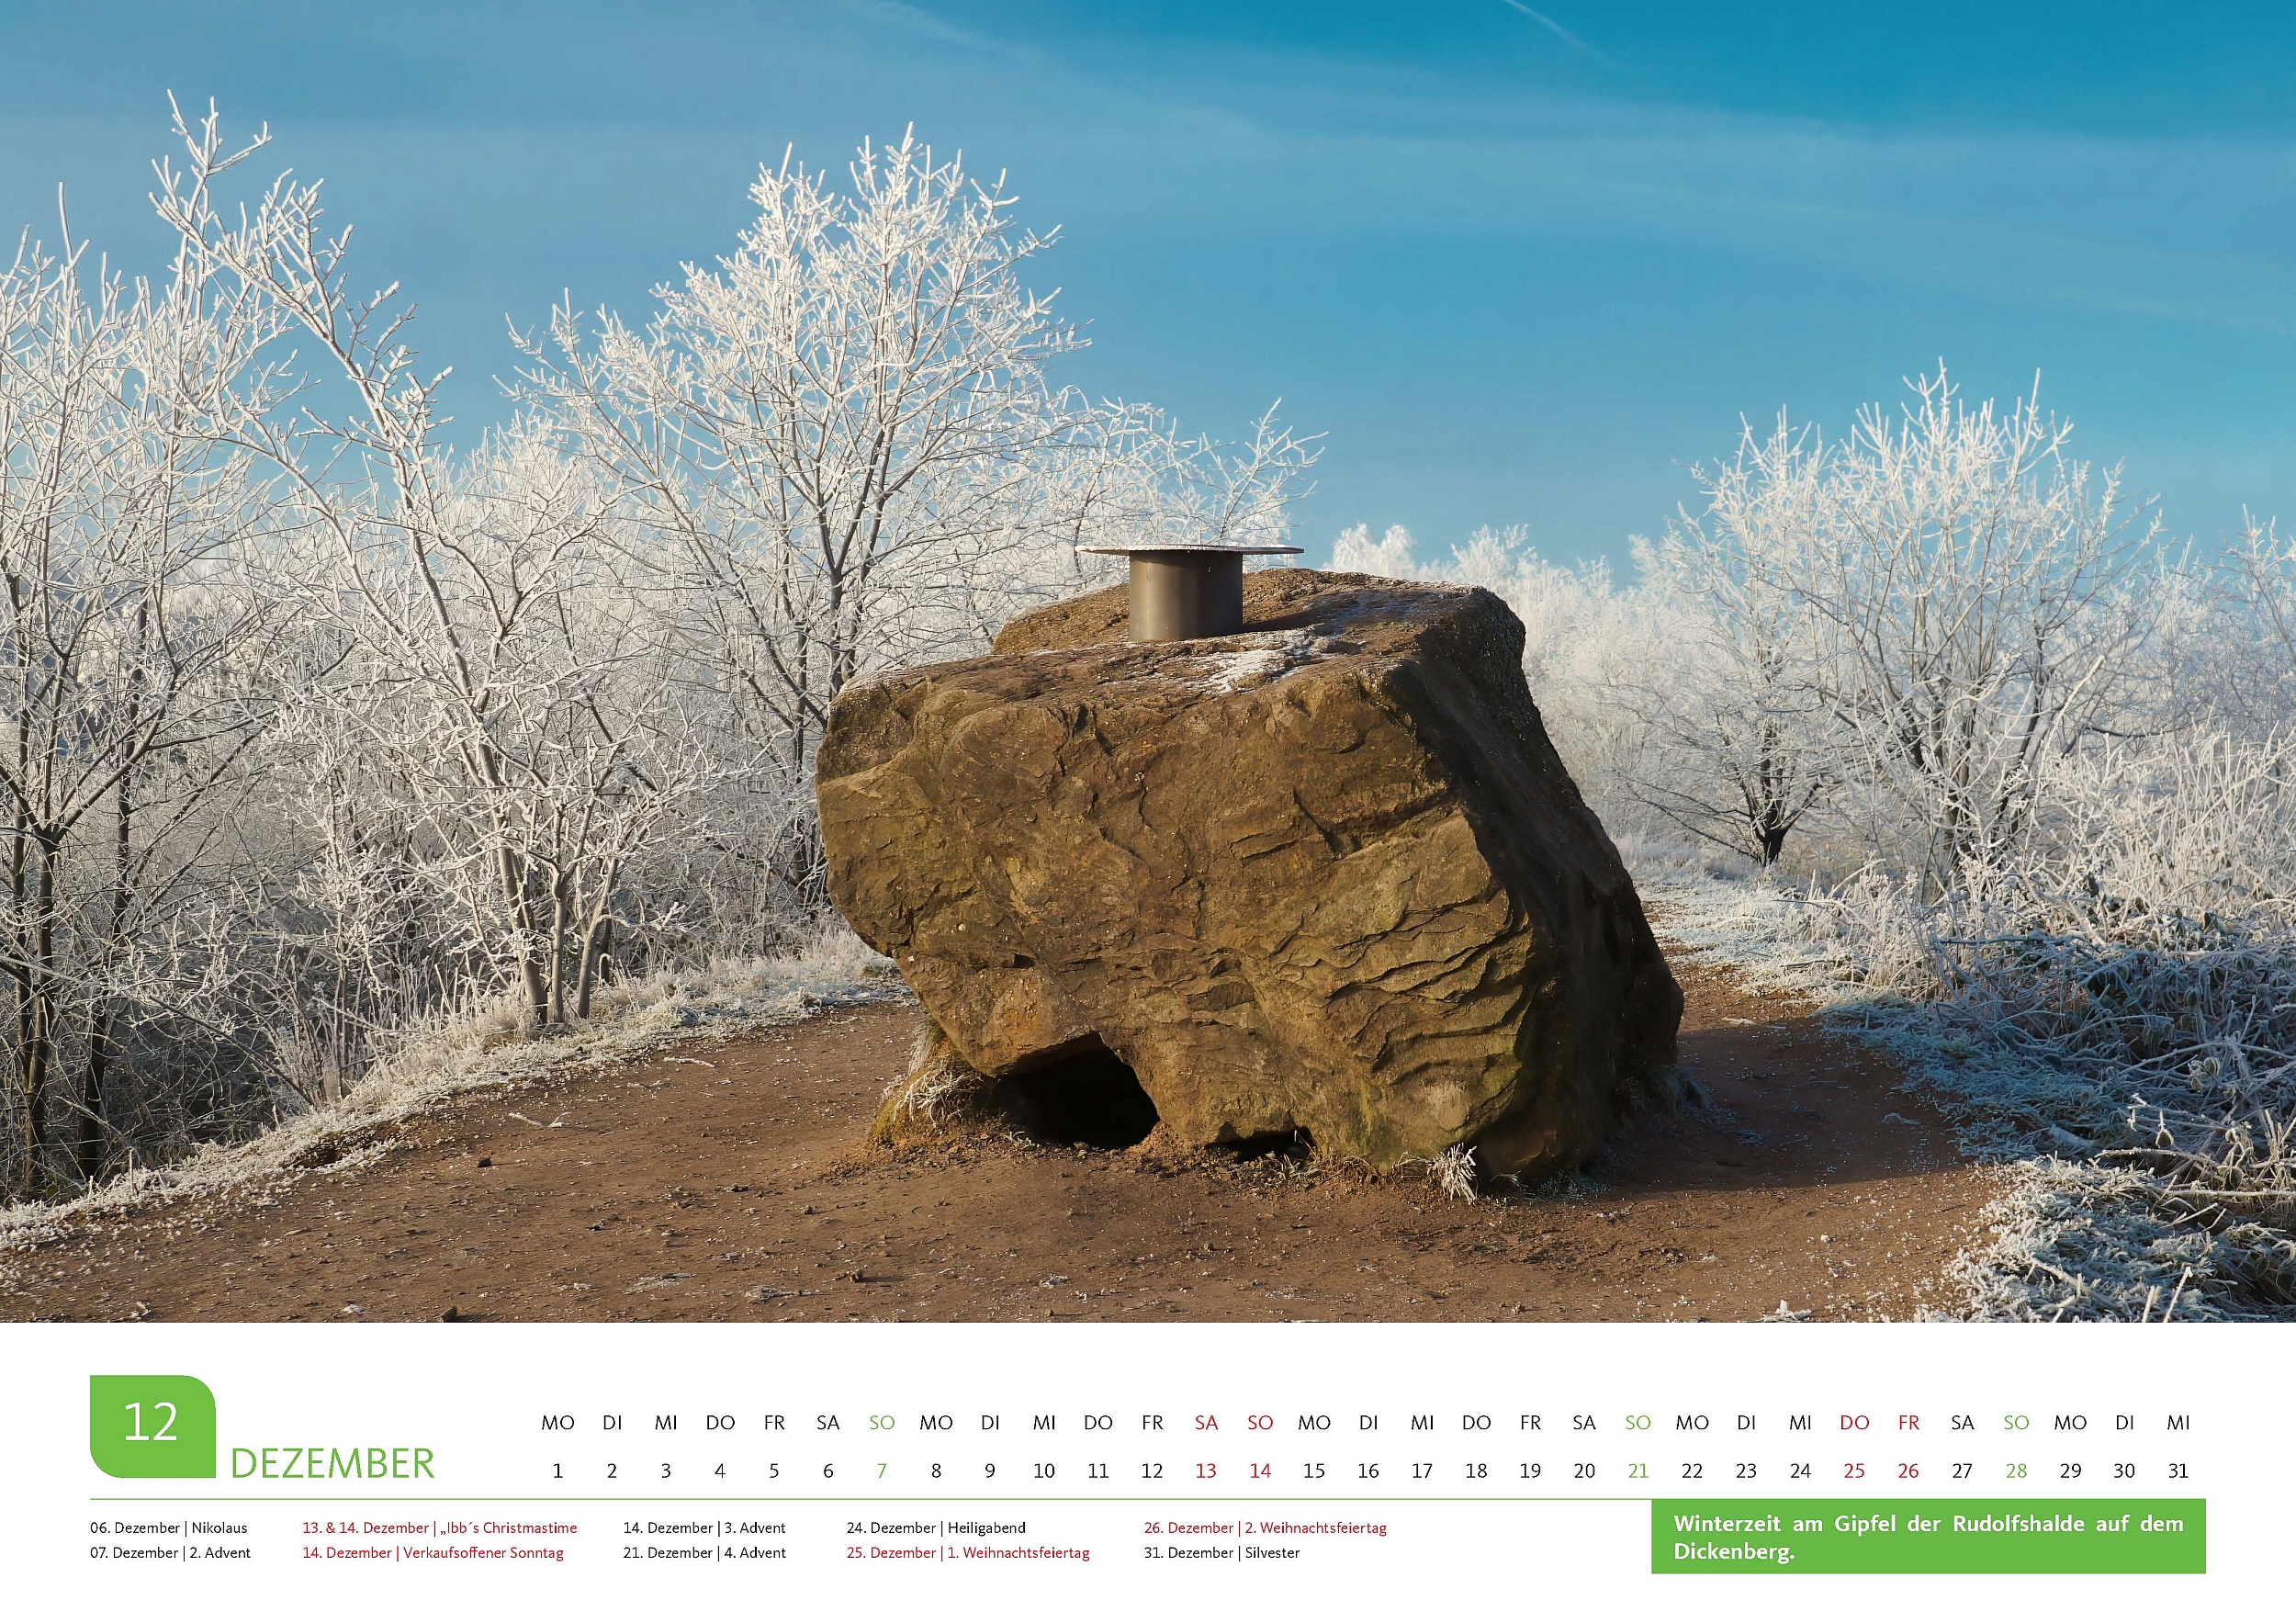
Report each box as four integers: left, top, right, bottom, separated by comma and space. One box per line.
1498, 0, 1619, 70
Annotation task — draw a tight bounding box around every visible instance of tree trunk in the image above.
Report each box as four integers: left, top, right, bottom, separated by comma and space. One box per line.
6, 815, 28, 1200
493, 842, 550, 1027
573, 867, 620, 1020
78, 634, 142, 1185
24, 839, 59, 1196
546, 875, 569, 1026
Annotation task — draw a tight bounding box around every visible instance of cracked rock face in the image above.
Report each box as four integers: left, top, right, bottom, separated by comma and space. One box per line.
816, 568, 1682, 1177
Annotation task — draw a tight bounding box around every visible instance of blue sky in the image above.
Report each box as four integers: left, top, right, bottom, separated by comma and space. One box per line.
6, 1, 2294, 569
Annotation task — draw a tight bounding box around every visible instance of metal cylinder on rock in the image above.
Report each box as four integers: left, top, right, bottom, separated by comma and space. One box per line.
1130, 551, 1244, 641
1075, 543, 1304, 643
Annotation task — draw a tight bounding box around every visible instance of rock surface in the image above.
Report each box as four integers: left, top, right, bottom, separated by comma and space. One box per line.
816, 569, 1682, 1178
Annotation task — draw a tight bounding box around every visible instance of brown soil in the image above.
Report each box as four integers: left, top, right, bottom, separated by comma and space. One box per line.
1, 952, 1997, 1324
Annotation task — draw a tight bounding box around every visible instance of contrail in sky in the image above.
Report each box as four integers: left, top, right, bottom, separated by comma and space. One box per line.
1498, 0, 1618, 69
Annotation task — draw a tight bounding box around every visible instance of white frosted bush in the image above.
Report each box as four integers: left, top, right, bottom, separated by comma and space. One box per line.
1331, 522, 1653, 822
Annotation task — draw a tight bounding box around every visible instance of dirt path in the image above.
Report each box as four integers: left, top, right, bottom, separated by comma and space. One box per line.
2, 952, 1997, 1324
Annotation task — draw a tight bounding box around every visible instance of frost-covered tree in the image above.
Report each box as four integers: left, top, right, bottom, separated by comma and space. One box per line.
0, 233, 279, 1192
513, 133, 1093, 798
1626, 416, 1840, 865
1791, 372, 2162, 890
2216, 513, 2296, 733
514, 131, 1313, 909
155, 105, 719, 1031
0, 154, 295, 1195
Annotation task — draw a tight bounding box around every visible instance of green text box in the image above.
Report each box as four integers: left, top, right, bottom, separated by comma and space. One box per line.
89, 1376, 218, 1479
1652, 1498, 2204, 1574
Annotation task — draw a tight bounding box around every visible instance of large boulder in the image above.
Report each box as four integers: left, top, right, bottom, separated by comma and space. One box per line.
816, 568, 1681, 1178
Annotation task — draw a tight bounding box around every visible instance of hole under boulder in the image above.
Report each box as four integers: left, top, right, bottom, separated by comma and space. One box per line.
996, 1038, 1159, 1149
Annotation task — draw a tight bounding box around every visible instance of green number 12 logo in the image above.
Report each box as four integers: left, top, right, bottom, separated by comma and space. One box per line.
90, 1376, 217, 1479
